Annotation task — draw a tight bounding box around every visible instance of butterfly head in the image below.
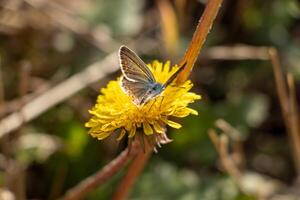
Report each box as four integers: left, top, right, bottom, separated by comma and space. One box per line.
149, 82, 164, 97
151, 83, 164, 93
138, 82, 164, 106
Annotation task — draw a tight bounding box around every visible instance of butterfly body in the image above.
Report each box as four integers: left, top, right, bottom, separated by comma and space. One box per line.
139, 82, 164, 105
119, 45, 185, 106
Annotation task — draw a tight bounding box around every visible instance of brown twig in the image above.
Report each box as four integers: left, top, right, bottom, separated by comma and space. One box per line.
215, 119, 245, 168
202, 45, 269, 60
177, 0, 223, 83
112, 138, 153, 200
208, 129, 242, 183
0, 58, 4, 105
268, 48, 290, 129
269, 48, 300, 176
59, 142, 140, 200
287, 74, 300, 177
215, 119, 242, 141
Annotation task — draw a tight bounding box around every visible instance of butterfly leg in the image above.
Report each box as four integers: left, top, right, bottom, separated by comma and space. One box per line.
147, 98, 157, 112
159, 96, 165, 110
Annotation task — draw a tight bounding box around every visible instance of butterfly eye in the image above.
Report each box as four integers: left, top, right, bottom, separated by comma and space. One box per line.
153, 85, 159, 90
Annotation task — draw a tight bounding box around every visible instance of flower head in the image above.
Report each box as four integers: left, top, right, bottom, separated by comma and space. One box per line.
85, 60, 201, 147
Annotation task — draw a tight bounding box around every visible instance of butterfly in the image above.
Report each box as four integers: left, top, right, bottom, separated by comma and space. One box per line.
119, 45, 186, 106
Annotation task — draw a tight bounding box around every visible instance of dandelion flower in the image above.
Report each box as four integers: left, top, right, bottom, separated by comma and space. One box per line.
85, 60, 201, 147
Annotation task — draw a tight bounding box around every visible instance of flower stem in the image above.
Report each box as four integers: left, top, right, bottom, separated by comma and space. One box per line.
176, 0, 223, 84
112, 141, 153, 200
59, 142, 140, 200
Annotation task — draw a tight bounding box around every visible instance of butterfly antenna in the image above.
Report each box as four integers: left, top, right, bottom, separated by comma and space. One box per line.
163, 62, 187, 88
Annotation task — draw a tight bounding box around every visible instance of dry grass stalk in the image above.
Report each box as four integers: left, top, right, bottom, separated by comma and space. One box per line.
287, 74, 300, 177
269, 48, 300, 177
208, 129, 242, 183
269, 48, 290, 129
215, 119, 245, 168
177, 0, 223, 83
209, 128, 285, 199
112, 136, 153, 200
203, 45, 269, 60
59, 141, 141, 200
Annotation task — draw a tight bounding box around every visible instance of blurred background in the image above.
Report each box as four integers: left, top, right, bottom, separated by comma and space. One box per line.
0, 0, 300, 199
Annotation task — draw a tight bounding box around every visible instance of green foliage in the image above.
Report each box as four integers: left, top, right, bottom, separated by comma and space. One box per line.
84, 0, 144, 36
65, 122, 88, 159
131, 160, 243, 200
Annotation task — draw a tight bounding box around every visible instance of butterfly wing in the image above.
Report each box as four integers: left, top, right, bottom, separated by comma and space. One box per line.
120, 76, 151, 105
119, 45, 155, 83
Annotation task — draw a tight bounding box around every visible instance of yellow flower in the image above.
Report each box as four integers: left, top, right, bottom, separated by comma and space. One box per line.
85, 60, 201, 146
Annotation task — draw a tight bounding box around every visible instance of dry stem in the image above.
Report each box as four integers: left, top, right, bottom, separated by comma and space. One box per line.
0, 59, 4, 104
215, 119, 245, 168
269, 48, 300, 176
203, 45, 269, 60
177, 0, 223, 83
269, 48, 290, 129
59, 142, 140, 200
208, 129, 242, 183
112, 141, 152, 200
287, 74, 300, 177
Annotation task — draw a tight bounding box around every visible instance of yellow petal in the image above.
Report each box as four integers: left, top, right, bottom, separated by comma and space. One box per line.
125, 123, 132, 131
90, 131, 111, 140
163, 61, 170, 74
143, 122, 153, 135
156, 61, 163, 72
128, 125, 136, 138
89, 110, 113, 119
189, 108, 198, 115
172, 108, 190, 118
153, 122, 165, 134
162, 119, 182, 129
173, 108, 198, 117
101, 124, 117, 132
116, 129, 126, 141
85, 121, 93, 128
